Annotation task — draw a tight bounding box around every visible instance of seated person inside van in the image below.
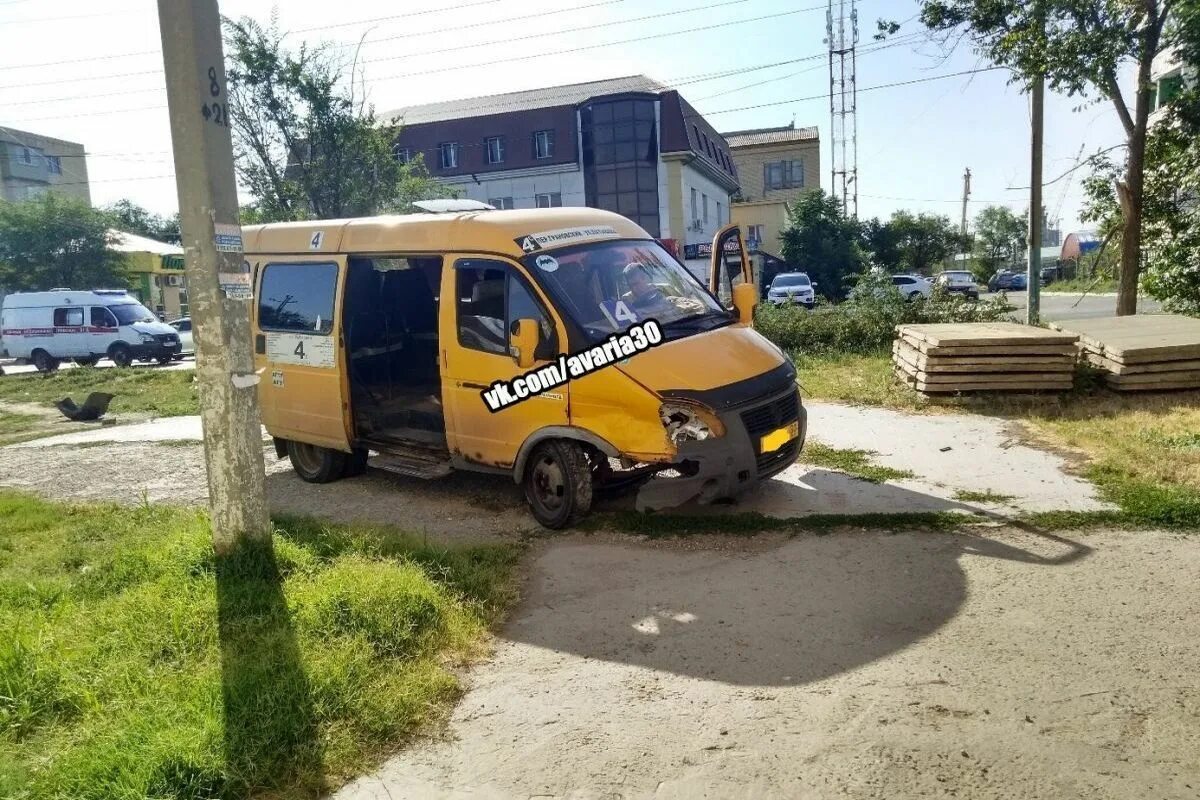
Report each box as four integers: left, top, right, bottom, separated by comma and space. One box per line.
621, 261, 704, 319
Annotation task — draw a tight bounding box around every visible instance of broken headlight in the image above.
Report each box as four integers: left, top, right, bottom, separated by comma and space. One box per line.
659, 403, 725, 446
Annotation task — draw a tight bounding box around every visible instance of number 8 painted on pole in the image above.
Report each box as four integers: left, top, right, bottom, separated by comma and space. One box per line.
208, 66, 220, 97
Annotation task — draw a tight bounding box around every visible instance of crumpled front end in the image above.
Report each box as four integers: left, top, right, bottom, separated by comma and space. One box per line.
635, 365, 806, 511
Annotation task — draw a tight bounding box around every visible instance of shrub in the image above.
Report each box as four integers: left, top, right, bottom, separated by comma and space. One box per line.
756, 271, 1014, 355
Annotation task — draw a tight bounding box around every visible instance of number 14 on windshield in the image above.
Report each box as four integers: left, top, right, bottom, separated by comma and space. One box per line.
599, 300, 639, 329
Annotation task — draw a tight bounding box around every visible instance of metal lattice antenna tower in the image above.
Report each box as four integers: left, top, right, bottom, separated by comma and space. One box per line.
827, 0, 859, 218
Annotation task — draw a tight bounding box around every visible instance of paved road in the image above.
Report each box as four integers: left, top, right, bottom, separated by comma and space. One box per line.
998, 291, 1161, 322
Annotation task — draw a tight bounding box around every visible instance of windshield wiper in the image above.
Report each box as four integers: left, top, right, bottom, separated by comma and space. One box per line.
661, 310, 734, 332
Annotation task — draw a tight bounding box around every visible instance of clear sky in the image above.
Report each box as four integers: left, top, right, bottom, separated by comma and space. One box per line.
1, 0, 1129, 233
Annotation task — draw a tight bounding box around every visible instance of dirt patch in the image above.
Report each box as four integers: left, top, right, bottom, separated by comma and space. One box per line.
337, 528, 1200, 799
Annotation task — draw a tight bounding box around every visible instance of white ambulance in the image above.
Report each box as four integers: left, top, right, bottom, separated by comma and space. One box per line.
0, 289, 181, 372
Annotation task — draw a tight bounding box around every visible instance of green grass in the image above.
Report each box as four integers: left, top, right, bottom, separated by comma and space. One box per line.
802, 441, 916, 483
0, 492, 520, 800
793, 350, 1200, 529
952, 489, 1016, 504
0, 410, 42, 446
0, 368, 198, 417
1044, 277, 1118, 294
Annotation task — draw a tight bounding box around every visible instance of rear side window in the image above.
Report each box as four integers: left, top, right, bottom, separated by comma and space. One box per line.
259, 263, 338, 334
53, 307, 84, 326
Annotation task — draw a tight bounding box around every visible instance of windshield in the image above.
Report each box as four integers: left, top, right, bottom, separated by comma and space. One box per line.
772, 274, 810, 288
109, 303, 158, 325
523, 239, 729, 344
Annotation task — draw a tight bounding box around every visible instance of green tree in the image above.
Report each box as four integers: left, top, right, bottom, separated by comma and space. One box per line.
779, 190, 868, 300
103, 199, 180, 244
972, 205, 1028, 280
916, 0, 1177, 315
0, 194, 128, 291
860, 216, 902, 271
888, 210, 962, 274
224, 17, 448, 222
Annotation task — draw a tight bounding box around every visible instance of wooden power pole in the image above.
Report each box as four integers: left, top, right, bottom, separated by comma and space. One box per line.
158, 0, 270, 552
1026, 8, 1045, 326
960, 167, 971, 241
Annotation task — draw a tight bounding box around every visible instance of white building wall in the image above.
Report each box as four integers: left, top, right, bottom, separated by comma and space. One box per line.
440, 166, 585, 208
681, 164, 733, 247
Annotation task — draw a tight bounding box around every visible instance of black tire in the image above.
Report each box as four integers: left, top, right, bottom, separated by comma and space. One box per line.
109, 343, 133, 368
907, 291, 922, 302
156, 356, 173, 365
73, 356, 98, 367
523, 439, 594, 529
32, 350, 59, 373
342, 447, 369, 478
287, 440, 347, 483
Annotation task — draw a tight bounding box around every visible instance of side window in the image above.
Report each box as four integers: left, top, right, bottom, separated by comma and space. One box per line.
456, 260, 557, 358
258, 262, 338, 334
457, 263, 508, 355
178, 320, 192, 332
90, 307, 117, 328
53, 307, 84, 327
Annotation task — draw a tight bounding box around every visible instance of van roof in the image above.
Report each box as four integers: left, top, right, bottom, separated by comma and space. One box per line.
242, 207, 650, 257
2, 289, 139, 308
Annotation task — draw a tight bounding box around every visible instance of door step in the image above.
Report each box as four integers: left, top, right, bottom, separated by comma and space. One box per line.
371, 452, 452, 480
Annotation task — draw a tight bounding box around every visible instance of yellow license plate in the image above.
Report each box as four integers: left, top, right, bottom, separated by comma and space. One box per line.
759, 420, 800, 454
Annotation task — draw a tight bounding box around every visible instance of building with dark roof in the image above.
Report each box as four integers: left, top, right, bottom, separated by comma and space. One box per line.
386, 75, 740, 261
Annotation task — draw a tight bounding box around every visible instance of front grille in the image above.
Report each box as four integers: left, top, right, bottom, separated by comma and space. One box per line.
740, 389, 802, 476
740, 390, 800, 438
157, 333, 178, 344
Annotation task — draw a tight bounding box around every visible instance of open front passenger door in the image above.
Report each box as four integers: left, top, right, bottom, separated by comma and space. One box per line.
708, 223, 753, 306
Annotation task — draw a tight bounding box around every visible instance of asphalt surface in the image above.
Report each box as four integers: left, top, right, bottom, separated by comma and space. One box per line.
1000, 291, 1161, 322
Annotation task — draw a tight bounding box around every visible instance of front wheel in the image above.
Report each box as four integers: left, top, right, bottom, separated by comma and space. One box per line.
156, 356, 173, 365
287, 440, 347, 483
109, 344, 133, 368
523, 440, 594, 529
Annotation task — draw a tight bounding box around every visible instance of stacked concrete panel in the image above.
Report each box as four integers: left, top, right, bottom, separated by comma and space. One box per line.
894, 323, 1078, 394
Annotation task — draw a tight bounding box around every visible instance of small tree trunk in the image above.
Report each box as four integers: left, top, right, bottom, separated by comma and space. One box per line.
1116, 148, 1145, 315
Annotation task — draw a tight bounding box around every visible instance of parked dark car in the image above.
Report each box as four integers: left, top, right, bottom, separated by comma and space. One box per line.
1009, 272, 1028, 291
988, 270, 1018, 292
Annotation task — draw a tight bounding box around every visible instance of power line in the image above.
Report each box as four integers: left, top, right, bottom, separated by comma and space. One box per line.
0, 7, 140, 24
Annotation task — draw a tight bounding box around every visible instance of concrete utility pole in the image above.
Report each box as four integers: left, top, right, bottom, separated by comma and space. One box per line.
1026, 7, 1045, 326
158, 0, 270, 552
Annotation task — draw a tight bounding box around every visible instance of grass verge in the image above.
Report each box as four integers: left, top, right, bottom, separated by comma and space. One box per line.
952, 489, 1016, 504
794, 350, 1200, 529
0, 367, 199, 417
0, 492, 520, 800
802, 441, 916, 483
0, 410, 42, 446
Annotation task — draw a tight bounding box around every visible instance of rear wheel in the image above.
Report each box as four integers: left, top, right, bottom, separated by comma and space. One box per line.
156, 355, 173, 365
32, 350, 59, 373
523, 440, 593, 529
109, 343, 133, 368
287, 440, 346, 483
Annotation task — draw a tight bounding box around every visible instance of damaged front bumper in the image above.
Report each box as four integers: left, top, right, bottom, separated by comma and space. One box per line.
635, 377, 806, 511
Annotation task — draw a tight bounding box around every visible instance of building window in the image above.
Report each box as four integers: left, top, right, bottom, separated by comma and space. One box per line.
393, 145, 410, 164
690, 188, 698, 222
20, 147, 32, 165
258, 262, 338, 334
716, 201, 722, 225
747, 224, 765, 248
534, 129, 555, 159
488, 196, 515, 210
438, 142, 459, 169
702, 194, 709, 224
535, 192, 562, 208
485, 136, 504, 165
765, 159, 805, 190
1158, 72, 1185, 109
580, 97, 661, 236
46, 155, 62, 174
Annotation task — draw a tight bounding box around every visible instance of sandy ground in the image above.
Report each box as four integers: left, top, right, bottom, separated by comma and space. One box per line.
337, 529, 1200, 799
0, 402, 1108, 545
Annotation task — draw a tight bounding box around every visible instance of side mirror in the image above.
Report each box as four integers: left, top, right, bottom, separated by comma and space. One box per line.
510, 318, 539, 369
732, 283, 757, 326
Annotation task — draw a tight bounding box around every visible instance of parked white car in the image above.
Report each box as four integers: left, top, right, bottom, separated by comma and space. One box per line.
0, 289, 181, 372
169, 317, 194, 357
767, 272, 816, 308
892, 274, 933, 301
